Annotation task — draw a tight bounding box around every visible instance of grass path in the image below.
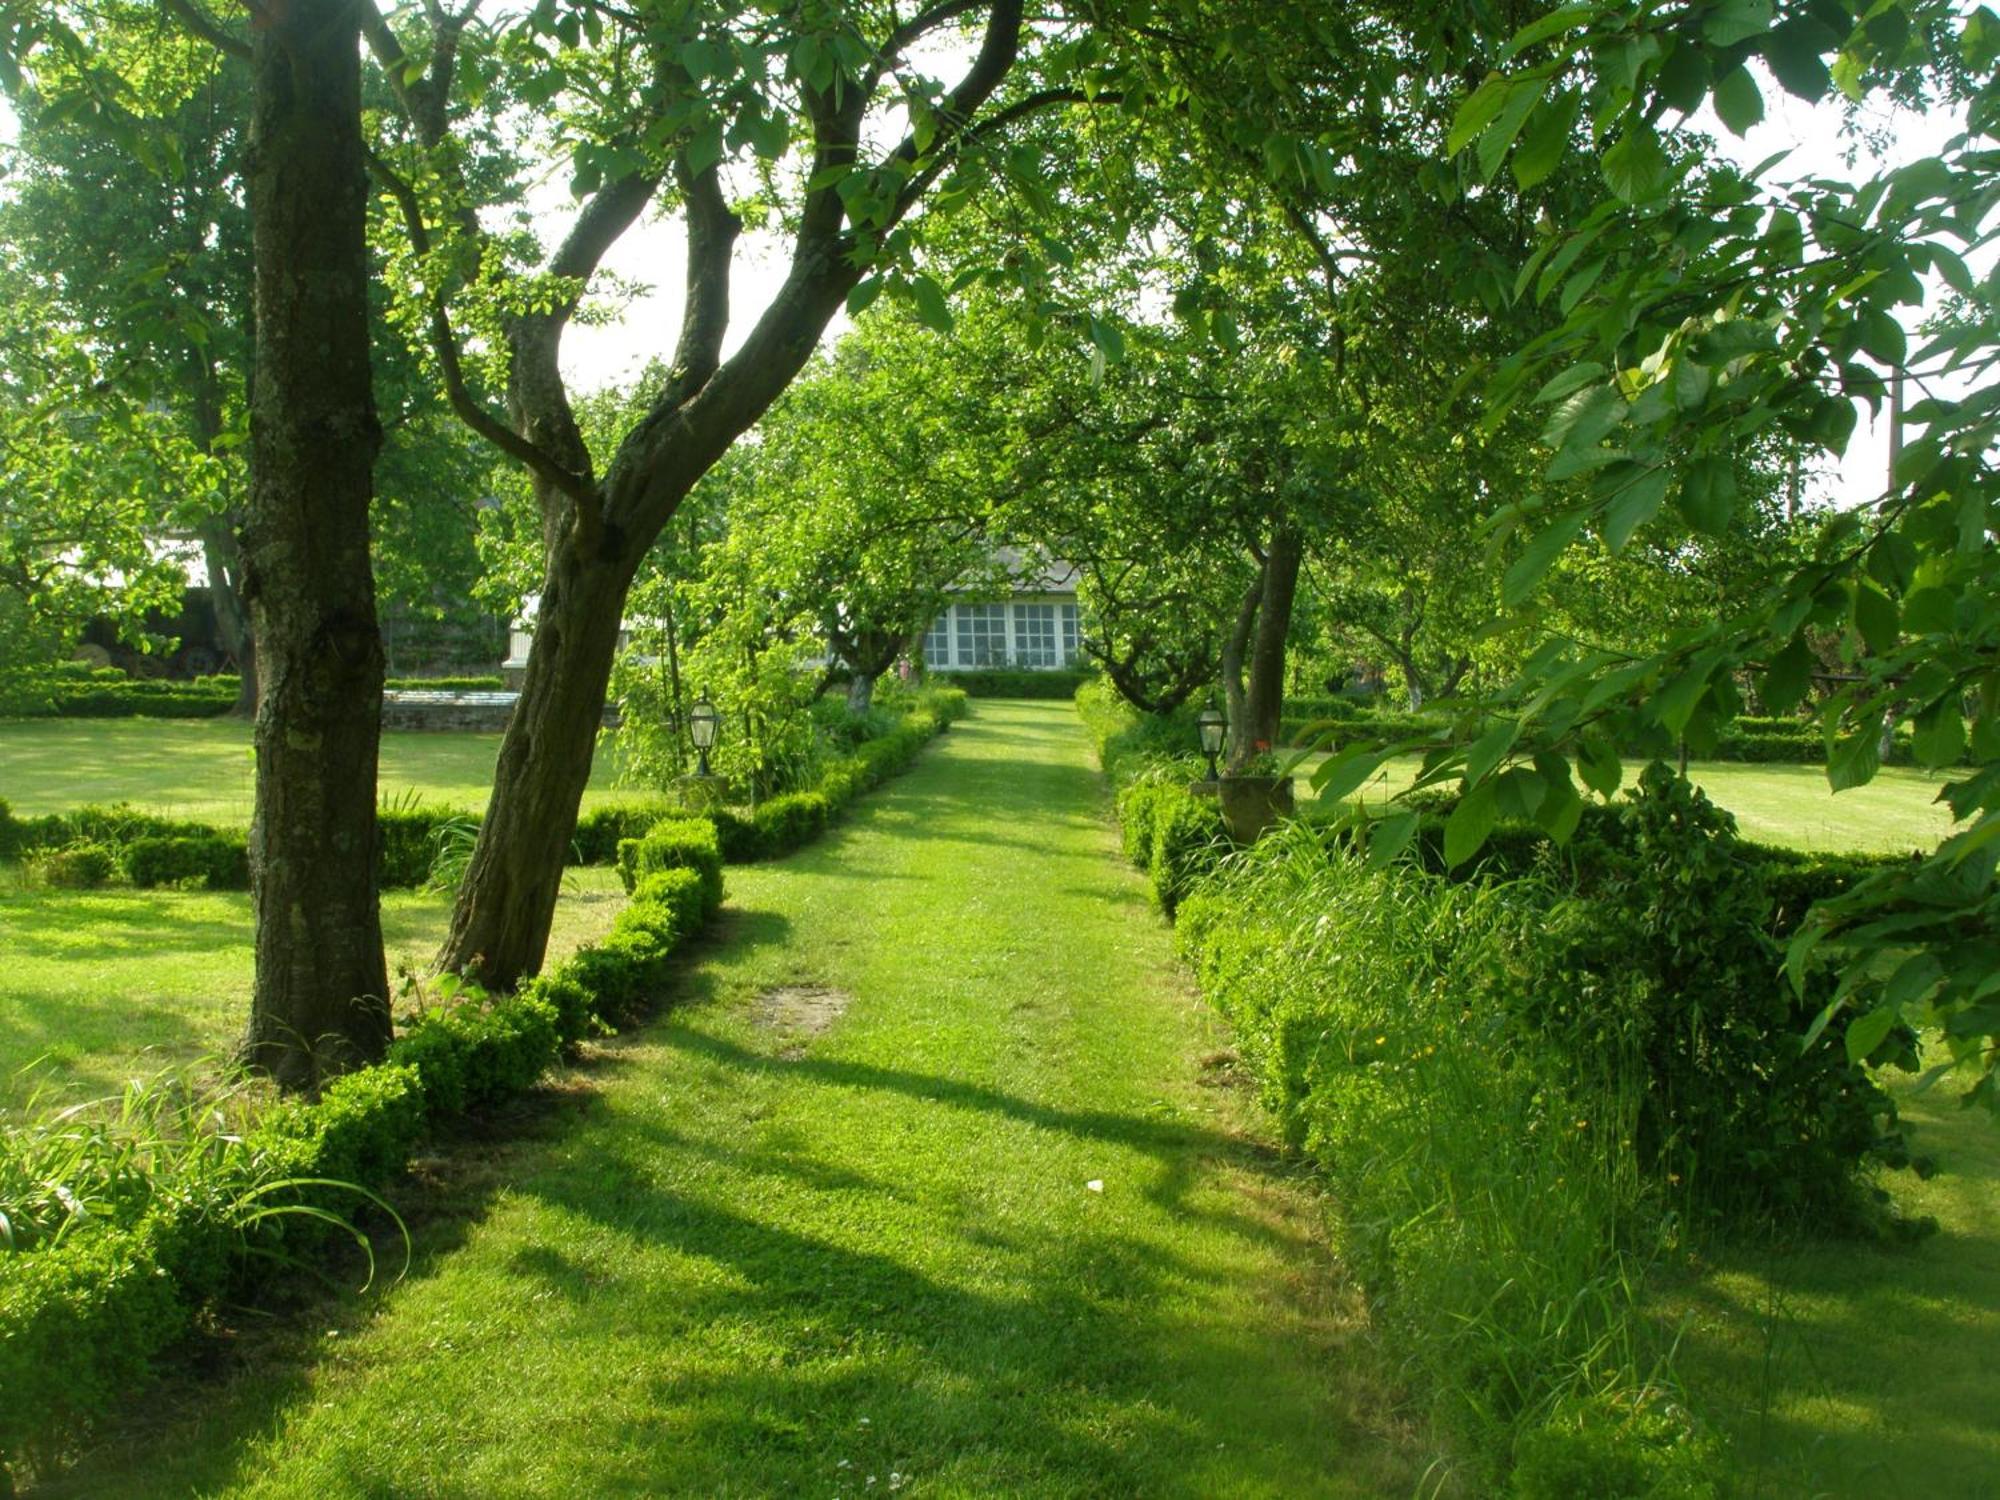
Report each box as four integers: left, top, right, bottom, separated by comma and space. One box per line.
53, 700, 1415, 1498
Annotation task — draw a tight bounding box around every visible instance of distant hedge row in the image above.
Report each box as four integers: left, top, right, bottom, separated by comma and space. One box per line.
2, 687, 967, 896
1277, 699, 1946, 767
0, 665, 509, 720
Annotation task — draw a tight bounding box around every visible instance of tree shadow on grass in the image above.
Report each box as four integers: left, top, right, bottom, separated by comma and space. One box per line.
499, 1139, 1401, 1497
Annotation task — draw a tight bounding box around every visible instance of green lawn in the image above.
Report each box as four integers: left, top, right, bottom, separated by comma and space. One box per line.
1659, 1068, 2000, 1499
44, 700, 1422, 1498
0, 717, 634, 823
0, 867, 629, 1113
1318, 755, 1955, 854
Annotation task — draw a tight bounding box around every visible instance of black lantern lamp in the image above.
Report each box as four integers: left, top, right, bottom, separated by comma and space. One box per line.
1197, 699, 1226, 782
688, 693, 720, 778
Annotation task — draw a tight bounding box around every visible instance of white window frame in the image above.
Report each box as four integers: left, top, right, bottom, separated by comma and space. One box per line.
924, 610, 953, 669
1012, 602, 1058, 668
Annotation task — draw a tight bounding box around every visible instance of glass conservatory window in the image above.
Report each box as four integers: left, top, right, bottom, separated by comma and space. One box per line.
956, 603, 1007, 666
1013, 604, 1057, 668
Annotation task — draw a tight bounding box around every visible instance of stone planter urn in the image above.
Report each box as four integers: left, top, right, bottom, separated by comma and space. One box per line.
1217, 773, 1295, 844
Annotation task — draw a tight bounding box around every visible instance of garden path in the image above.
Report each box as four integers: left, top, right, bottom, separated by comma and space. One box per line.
58, 700, 1418, 1498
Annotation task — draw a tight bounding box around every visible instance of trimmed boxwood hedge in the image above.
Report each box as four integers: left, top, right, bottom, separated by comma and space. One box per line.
930, 667, 1092, 699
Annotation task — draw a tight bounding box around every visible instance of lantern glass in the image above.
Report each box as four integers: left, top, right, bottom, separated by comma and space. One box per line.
689, 698, 720, 750
1197, 705, 1226, 756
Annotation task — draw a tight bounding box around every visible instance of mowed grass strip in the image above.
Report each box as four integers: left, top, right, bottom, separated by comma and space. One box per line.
0, 717, 634, 822
0, 868, 628, 1111
50, 700, 1419, 1499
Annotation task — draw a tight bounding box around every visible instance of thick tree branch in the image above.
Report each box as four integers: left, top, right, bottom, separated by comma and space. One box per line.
366, 148, 593, 501
166, 0, 251, 59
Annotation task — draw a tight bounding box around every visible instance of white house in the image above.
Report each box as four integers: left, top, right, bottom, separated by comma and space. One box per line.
922, 547, 1083, 672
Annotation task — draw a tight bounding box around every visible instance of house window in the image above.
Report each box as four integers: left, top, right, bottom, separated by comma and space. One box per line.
1059, 604, 1080, 666
1013, 603, 1057, 668
956, 603, 1007, 666
924, 612, 952, 668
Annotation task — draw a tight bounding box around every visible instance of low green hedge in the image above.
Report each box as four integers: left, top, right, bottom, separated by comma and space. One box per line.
124, 835, 250, 891
932, 667, 1093, 699
615, 818, 724, 910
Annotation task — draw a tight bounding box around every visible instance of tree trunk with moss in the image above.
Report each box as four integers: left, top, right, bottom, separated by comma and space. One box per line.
237, 0, 389, 1092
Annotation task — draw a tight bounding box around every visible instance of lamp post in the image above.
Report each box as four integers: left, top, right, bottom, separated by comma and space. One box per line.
1197, 700, 1226, 783
688, 693, 720, 778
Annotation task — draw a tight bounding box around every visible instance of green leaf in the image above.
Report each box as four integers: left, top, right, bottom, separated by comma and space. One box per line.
1828, 725, 1882, 791
1760, 634, 1813, 714
1465, 720, 1519, 786
1853, 583, 1900, 655
1703, 0, 1775, 48
1367, 811, 1422, 871
1477, 75, 1549, 183
1533, 360, 1606, 404
1845, 1006, 1900, 1065
1577, 735, 1623, 797
1601, 467, 1668, 553
1762, 19, 1834, 101
1913, 697, 1967, 767
685, 120, 725, 176
1504, 513, 1587, 608
1712, 65, 1765, 135
1506, 3, 1597, 57
846, 277, 884, 316
1653, 657, 1716, 735
1511, 88, 1581, 190
909, 274, 953, 333
1677, 455, 1738, 534
1088, 317, 1126, 365
1601, 122, 1671, 202
1448, 76, 1513, 156
1314, 747, 1391, 803
1444, 780, 1499, 869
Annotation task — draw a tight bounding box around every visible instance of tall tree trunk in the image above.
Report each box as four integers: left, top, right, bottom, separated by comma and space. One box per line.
439, 535, 638, 986
237, 0, 389, 1092
1234, 526, 1302, 770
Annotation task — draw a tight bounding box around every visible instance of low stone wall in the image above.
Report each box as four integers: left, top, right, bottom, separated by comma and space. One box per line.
380, 691, 624, 732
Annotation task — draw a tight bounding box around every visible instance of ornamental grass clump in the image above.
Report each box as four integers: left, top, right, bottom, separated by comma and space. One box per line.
1176, 823, 1704, 1493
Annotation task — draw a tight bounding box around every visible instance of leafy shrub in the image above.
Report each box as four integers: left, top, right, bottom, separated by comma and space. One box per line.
124, 835, 251, 890
377, 804, 480, 888
1510, 1394, 1721, 1500
388, 996, 562, 1117
615, 817, 724, 911
10, 803, 223, 857
933, 667, 1092, 699
1174, 833, 1689, 1488
0, 1218, 191, 1474
0, 797, 20, 862
571, 798, 675, 865
709, 807, 763, 863
1147, 792, 1226, 916
33, 842, 116, 889
753, 791, 830, 858
384, 675, 505, 692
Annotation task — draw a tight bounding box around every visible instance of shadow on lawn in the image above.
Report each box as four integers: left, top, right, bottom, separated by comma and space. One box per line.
496, 1111, 1384, 1496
